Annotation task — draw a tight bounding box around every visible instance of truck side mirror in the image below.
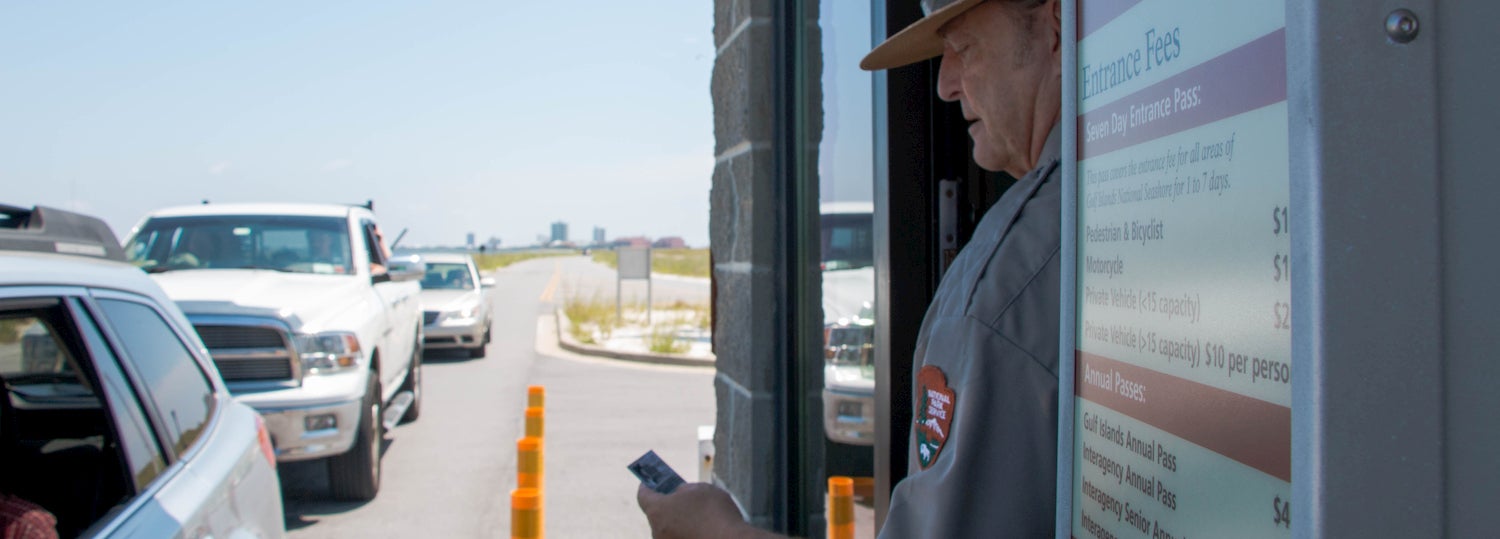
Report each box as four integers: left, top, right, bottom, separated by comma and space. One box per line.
384, 254, 425, 283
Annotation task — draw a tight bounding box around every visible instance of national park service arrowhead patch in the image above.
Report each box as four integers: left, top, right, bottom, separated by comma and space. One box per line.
915, 365, 956, 470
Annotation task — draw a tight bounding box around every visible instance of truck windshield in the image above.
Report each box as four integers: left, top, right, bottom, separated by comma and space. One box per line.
125, 215, 354, 275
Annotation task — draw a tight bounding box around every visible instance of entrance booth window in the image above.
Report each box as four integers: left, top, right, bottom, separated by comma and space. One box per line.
815, 0, 878, 487
756, 0, 1024, 532
866, 0, 1021, 529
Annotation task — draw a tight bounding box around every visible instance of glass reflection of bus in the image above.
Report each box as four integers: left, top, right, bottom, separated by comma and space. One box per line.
820, 202, 875, 477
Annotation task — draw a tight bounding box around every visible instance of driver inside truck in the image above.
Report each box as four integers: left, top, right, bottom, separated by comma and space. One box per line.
308, 229, 350, 274
166, 229, 219, 268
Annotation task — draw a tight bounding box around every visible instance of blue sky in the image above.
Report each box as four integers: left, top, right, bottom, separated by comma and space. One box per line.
1, 2, 717, 247
819, 0, 874, 207
1, 1, 875, 249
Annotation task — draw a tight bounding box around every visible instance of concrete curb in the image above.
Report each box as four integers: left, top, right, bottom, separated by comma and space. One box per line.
553, 309, 716, 368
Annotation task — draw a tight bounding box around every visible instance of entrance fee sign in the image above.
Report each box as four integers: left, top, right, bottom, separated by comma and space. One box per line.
1073, 1, 1290, 537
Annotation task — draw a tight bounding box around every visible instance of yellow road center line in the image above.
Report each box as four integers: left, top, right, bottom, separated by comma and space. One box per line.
538, 261, 561, 302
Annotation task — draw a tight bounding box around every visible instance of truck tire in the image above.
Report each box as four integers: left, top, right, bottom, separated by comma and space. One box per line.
399, 346, 422, 423
329, 374, 382, 501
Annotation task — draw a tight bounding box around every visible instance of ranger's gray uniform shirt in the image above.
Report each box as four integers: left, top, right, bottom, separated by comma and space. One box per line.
880, 126, 1061, 538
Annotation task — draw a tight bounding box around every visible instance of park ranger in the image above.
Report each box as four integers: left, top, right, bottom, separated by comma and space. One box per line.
637, 0, 1064, 536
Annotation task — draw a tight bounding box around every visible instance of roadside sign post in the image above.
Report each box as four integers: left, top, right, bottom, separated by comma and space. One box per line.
616, 246, 653, 324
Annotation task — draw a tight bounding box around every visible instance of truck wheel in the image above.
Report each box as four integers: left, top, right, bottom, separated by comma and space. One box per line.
399, 349, 422, 423
329, 375, 382, 501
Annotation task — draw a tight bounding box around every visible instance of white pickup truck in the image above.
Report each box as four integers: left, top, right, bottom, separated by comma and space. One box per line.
123, 202, 423, 501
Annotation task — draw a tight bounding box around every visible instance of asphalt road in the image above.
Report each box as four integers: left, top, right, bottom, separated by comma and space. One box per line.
279, 256, 715, 538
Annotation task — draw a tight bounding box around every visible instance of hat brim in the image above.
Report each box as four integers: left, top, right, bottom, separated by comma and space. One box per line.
860, 0, 985, 71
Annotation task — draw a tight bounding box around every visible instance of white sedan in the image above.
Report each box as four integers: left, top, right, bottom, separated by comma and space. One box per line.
417, 253, 494, 358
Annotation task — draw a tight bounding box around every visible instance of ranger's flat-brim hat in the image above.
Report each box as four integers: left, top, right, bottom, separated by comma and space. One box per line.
861, 0, 986, 71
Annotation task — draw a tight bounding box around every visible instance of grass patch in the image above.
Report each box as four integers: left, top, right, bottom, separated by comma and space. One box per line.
591, 248, 710, 279
561, 291, 616, 344
666, 299, 712, 332
654, 249, 710, 278
473, 249, 577, 272
561, 287, 710, 355
591, 250, 616, 268
647, 320, 691, 354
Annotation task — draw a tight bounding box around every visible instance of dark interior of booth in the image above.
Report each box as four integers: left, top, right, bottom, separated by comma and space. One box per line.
870, 0, 1018, 527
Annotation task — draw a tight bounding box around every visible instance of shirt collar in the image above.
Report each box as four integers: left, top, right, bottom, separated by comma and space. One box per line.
1037, 122, 1062, 171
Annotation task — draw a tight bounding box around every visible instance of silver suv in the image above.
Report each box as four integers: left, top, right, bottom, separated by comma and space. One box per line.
0, 204, 284, 538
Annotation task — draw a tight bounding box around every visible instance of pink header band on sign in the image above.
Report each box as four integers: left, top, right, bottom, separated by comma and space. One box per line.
1078, 28, 1287, 160
1075, 351, 1291, 482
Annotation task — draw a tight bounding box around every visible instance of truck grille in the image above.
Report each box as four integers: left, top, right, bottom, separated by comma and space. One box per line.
194, 324, 298, 383
197, 325, 284, 349
214, 358, 295, 381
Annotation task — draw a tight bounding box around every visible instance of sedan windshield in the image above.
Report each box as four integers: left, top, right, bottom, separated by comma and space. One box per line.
125, 215, 354, 275
421, 263, 474, 290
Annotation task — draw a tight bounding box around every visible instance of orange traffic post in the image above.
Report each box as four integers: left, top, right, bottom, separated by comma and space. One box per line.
528, 385, 545, 408
525, 406, 544, 440
828, 476, 854, 539
511, 487, 541, 539
517, 436, 544, 537
518, 436, 544, 491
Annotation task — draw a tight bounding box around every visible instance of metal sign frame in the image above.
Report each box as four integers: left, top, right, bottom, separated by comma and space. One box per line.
1059, 1, 1500, 537
1060, 1, 1294, 536
616, 246, 653, 323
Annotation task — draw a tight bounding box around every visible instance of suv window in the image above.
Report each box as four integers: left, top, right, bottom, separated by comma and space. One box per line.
72, 305, 168, 491
0, 300, 140, 536
96, 299, 215, 458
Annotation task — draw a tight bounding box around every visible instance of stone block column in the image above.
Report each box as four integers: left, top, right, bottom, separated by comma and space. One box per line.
710, 0, 779, 529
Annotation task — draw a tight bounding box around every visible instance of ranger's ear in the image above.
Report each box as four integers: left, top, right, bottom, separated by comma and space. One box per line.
1049, 0, 1063, 56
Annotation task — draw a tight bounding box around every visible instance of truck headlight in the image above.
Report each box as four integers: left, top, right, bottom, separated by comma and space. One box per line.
294, 332, 362, 374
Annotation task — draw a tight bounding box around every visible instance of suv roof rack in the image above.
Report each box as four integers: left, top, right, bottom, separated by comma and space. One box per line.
0, 204, 126, 261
